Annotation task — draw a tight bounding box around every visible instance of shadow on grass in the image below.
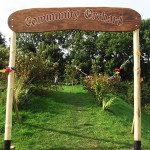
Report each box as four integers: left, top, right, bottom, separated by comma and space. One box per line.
108, 97, 134, 122
21, 90, 96, 113
23, 123, 133, 150
51, 90, 96, 106
47, 148, 131, 150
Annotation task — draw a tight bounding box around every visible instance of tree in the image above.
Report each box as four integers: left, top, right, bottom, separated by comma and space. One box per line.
64, 30, 99, 76
39, 31, 68, 79
96, 32, 133, 80
0, 32, 8, 69
64, 62, 77, 85
15, 19, 150, 82
140, 19, 150, 80
0, 32, 6, 46
16, 31, 68, 82
0, 46, 9, 69
16, 33, 44, 52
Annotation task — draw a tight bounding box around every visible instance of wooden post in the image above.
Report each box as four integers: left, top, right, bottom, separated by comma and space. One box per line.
133, 29, 141, 150
4, 31, 16, 150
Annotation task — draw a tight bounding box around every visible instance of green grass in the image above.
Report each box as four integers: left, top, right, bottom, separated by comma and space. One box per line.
0, 85, 150, 150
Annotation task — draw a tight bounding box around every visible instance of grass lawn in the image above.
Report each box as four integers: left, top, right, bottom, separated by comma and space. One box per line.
0, 85, 150, 150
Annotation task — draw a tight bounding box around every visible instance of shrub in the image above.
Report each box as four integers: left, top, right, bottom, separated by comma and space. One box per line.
127, 81, 150, 106
83, 75, 95, 92
15, 49, 54, 84
0, 46, 9, 69
0, 89, 7, 104
91, 74, 112, 106
14, 78, 32, 107
84, 73, 129, 109
126, 81, 134, 104
102, 96, 116, 111
141, 82, 150, 105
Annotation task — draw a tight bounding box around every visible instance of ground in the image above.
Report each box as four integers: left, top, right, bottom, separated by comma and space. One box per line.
0, 85, 150, 150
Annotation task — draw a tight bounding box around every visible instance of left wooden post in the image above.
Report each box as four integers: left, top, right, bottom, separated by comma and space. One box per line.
4, 31, 16, 150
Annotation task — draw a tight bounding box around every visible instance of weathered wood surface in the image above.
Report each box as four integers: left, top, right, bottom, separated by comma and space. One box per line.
8, 7, 141, 32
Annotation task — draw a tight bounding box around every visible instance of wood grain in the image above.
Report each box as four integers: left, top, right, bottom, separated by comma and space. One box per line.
8, 7, 141, 32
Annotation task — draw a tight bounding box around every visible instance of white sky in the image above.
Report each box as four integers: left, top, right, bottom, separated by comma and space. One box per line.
0, 0, 150, 45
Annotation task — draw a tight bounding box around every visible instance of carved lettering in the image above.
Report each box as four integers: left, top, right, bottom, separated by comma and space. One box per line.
84, 9, 123, 26
25, 9, 123, 27
25, 9, 80, 27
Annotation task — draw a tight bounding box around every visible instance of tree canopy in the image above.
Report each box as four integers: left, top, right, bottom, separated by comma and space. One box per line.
0, 32, 6, 46
1, 19, 150, 82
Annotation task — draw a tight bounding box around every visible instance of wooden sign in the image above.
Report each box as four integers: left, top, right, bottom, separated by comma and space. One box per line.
8, 7, 141, 32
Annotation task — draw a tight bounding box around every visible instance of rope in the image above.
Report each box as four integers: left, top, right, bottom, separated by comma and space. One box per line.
74, 66, 87, 76
109, 55, 133, 80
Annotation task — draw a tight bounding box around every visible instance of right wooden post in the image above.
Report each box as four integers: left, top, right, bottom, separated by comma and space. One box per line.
133, 29, 141, 150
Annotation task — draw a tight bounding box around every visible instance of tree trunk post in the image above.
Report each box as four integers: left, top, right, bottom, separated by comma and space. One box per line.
4, 31, 16, 150
133, 29, 141, 150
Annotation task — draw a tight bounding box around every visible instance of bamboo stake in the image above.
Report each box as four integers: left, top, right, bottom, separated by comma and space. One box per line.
133, 29, 141, 150
4, 31, 16, 150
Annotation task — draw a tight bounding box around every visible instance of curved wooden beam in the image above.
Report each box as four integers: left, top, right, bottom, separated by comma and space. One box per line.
8, 7, 141, 32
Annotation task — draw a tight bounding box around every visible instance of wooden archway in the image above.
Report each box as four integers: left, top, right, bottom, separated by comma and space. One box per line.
4, 7, 141, 150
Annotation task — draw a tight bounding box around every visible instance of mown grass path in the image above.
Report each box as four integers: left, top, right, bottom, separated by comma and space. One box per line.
0, 85, 150, 150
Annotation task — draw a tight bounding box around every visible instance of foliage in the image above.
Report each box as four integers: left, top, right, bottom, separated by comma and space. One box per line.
16, 32, 67, 83
14, 77, 32, 107
15, 48, 54, 83
102, 96, 116, 111
0, 32, 6, 46
14, 19, 150, 83
83, 76, 94, 92
64, 62, 78, 85
0, 87, 7, 104
38, 40, 65, 77
91, 58, 100, 76
91, 74, 112, 106
65, 30, 99, 75
141, 82, 150, 105
96, 31, 133, 79
84, 74, 132, 109
123, 81, 150, 106
140, 19, 150, 80
0, 45, 9, 68
16, 33, 44, 52
0, 81, 7, 105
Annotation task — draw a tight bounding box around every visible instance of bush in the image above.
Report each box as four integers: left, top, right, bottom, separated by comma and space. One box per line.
15, 49, 54, 84
0, 81, 7, 104
14, 78, 32, 107
0, 89, 7, 104
141, 82, 150, 105
0, 46, 9, 69
83, 75, 95, 92
102, 96, 116, 111
91, 74, 113, 106
126, 81, 134, 104
127, 81, 150, 106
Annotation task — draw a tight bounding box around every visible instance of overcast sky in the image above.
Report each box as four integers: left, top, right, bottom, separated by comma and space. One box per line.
0, 0, 149, 44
